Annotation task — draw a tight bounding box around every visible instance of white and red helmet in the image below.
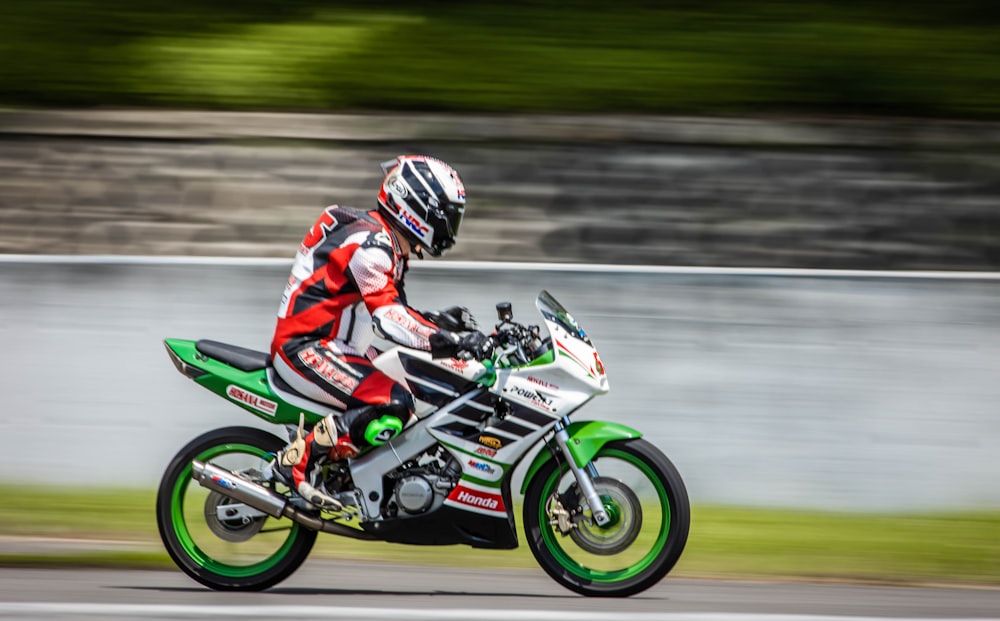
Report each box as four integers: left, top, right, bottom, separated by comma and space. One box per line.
377, 155, 467, 257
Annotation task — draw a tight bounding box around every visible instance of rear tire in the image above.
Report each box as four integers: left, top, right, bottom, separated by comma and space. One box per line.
156, 426, 317, 591
523, 438, 689, 597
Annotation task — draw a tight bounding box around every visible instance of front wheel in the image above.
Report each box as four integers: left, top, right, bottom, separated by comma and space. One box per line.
523, 438, 690, 597
155, 426, 317, 591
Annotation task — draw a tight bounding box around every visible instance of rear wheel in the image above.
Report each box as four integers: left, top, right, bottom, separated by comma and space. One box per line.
523, 438, 689, 597
155, 427, 316, 591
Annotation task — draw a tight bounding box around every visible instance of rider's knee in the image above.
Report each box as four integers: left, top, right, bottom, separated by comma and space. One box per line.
344, 398, 413, 448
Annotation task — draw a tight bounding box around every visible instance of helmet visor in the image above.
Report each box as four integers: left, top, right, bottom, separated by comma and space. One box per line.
428, 202, 464, 256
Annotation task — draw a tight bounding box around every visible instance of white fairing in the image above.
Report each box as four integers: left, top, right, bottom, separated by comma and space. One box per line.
374, 348, 487, 416
492, 320, 608, 418
353, 291, 609, 520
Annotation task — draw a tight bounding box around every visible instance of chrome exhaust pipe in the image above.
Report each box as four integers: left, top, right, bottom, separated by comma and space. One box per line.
192, 460, 287, 518
190, 460, 377, 540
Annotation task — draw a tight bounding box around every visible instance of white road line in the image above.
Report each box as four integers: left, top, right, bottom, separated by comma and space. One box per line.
0, 604, 995, 621
0, 254, 999, 280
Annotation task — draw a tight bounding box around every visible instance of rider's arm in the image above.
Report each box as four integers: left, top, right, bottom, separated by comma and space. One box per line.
347, 233, 462, 357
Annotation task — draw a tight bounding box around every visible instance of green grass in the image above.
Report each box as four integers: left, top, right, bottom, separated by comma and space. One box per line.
1, 485, 997, 585
3, 1, 1000, 117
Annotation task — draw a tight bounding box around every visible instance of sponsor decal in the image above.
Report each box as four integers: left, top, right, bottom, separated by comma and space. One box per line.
226, 385, 278, 416
475, 446, 497, 458
299, 347, 360, 393
468, 459, 497, 475
507, 386, 554, 411
389, 178, 409, 198
447, 169, 466, 200
478, 435, 503, 450
440, 358, 469, 372
448, 485, 504, 512
211, 474, 236, 490
384, 308, 435, 338
398, 210, 430, 236
527, 376, 558, 390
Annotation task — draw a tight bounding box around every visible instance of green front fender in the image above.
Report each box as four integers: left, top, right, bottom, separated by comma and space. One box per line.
519, 421, 643, 495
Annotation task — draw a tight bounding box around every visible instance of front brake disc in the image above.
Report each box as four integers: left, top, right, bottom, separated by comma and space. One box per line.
568, 477, 643, 555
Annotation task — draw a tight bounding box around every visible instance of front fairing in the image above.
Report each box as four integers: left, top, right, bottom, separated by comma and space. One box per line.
489, 291, 608, 419
534, 290, 609, 394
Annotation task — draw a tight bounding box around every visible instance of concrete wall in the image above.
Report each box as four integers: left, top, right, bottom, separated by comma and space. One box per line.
2, 257, 999, 511
2, 110, 1000, 270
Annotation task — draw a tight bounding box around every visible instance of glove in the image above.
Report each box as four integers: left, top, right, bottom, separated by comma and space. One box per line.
456, 330, 494, 361
428, 329, 493, 360
425, 306, 479, 333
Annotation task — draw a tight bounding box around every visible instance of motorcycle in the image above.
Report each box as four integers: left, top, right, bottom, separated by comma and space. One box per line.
156, 290, 689, 597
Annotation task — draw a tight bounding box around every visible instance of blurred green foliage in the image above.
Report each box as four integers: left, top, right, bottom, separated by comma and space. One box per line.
2, 1, 1000, 116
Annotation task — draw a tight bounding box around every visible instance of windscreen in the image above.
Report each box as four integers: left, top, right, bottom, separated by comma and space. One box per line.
536, 290, 591, 343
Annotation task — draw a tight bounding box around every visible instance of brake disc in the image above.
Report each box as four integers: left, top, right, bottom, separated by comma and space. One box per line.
567, 477, 643, 555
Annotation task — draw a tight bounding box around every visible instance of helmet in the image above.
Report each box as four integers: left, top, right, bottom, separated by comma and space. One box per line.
377, 155, 467, 257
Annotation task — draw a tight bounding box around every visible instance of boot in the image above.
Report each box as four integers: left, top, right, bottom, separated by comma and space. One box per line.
277, 414, 357, 510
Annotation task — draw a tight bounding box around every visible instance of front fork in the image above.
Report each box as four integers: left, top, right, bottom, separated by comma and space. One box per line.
553, 418, 611, 527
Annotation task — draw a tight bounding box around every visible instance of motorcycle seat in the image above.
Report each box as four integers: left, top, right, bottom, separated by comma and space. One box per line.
195, 339, 270, 372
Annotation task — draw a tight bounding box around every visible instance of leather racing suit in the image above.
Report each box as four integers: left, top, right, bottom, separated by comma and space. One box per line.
270, 205, 470, 501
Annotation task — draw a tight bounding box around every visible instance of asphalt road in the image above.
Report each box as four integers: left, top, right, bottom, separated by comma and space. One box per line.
0, 562, 997, 620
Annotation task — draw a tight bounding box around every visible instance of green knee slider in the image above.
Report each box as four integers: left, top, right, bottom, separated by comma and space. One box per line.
363, 415, 403, 446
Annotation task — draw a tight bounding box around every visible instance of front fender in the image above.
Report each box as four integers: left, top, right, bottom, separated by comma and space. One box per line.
519, 420, 643, 495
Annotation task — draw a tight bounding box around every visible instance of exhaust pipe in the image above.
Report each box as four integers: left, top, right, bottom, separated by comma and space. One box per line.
190, 460, 376, 540
192, 460, 287, 518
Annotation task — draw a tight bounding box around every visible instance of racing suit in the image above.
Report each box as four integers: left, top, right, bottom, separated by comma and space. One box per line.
270, 205, 475, 506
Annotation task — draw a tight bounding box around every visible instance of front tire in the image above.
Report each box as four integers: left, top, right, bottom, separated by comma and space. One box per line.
523, 438, 690, 597
156, 426, 317, 591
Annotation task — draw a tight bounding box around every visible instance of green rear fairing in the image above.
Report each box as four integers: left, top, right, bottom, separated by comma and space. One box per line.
163, 338, 324, 426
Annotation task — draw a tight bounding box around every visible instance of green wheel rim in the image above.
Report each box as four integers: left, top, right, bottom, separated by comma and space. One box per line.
538, 447, 670, 583
170, 443, 301, 578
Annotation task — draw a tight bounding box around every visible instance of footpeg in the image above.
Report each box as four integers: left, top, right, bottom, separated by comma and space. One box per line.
297, 481, 344, 511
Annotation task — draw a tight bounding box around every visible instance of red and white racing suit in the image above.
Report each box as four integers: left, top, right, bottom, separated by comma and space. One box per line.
271, 206, 448, 420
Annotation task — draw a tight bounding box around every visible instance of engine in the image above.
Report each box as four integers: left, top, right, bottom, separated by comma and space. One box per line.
385, 446, 462, 518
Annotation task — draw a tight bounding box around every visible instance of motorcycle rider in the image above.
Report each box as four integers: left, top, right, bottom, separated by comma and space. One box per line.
271, 155, 491, 509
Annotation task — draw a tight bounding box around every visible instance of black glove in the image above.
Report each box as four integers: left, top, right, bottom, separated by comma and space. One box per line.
456, 330, 494, 361
424, 306, 479, 333
429, 329, 493, 361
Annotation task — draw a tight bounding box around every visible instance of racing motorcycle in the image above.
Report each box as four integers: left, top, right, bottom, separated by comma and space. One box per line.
156, 290, 689, 597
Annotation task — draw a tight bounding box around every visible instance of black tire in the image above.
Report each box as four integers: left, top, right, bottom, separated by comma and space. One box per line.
523, 438, 690, 597
156, 426, 317, 591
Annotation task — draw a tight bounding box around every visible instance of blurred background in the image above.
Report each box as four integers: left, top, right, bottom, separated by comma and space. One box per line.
0, 0, 998, 585
2, 0, 1000, 267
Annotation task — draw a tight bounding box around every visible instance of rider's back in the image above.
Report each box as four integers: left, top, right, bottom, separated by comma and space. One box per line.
271, 205, 405, 358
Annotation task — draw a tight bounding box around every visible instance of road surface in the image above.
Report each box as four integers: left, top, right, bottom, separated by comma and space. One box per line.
0, 561, 998, 620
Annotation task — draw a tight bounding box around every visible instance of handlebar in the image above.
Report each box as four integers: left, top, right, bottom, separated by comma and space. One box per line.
453, 302, 545, 365
485, 302, 545, 367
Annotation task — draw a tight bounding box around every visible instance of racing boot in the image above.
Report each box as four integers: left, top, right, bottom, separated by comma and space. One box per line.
277, 414, 356, 510
276, 405, 410, 510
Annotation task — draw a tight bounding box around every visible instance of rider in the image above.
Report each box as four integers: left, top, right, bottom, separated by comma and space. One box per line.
271, 155, 491, 509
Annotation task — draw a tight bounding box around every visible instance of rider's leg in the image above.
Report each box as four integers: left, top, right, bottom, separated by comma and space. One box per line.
272, 340, 414, 508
